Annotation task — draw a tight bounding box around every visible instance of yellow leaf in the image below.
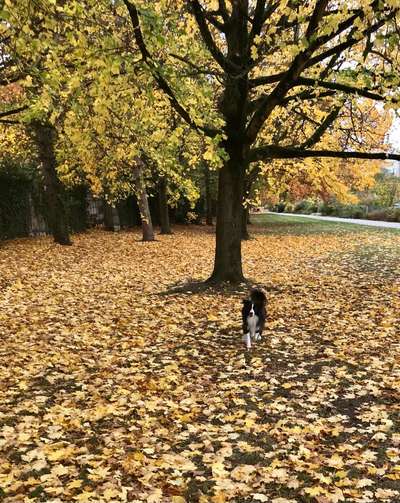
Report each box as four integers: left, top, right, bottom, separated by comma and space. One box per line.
50, 464, 70, 477
147, 489, 163, 503
304, 486, 325, 497
212, 491, 227, 503
74, 492, 96, 502
67, 480, 83, 490
327, 454, 344, 468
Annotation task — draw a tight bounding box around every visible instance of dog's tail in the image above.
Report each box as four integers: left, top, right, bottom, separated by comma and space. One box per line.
250, 288, 267, 305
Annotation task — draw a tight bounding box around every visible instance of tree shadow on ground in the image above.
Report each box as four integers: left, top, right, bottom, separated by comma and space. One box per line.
157, 277, 271, 297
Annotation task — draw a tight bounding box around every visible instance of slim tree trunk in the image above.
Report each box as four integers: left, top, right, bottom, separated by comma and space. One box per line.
241, 205, 250, 240
29, 121, 71, 245
133, 163, 155, 241
208, 148, 246, 283
103, 201, 120, 231
204, 164, 213, 226
241, 179, 251, 240
158, 176, 172, 234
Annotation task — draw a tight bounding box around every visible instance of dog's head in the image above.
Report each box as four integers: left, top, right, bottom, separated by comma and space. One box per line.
250, 288, 267, 306
243, 299, 256, 317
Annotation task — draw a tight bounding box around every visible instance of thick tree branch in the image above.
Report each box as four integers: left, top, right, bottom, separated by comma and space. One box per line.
294, 77, 385, 101
318, 53, 343, 80
189, 0, 240, 73
281, 89, 336, 105
248, 0, 267, 45
0, 119, 20, 125
218, 0, 230, 23
249, 72, 285, 88
246, 0, 329, 143
204, 11, 226, 32
249, 145, 400, 162
301, 105, 342, 149
123, 0, 218, 137
0, 105, 28, 118
250, 88, 336, 114
306, 0, 330, 39
245, 103, 342, 186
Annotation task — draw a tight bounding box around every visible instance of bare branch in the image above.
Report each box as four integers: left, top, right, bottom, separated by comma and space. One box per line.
169, 53, 223, 78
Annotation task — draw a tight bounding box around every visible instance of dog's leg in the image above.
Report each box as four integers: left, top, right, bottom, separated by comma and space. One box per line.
244, 332, 251, 349
256, 318, 265, 341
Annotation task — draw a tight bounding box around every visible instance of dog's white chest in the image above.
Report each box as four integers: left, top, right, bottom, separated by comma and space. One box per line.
247, 314, 259, 336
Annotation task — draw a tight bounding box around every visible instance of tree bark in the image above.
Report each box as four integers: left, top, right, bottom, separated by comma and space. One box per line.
207, 0, 250, 283
158, 176, 172, 234
29, 121, 71, 245
133, 163, 155, 241
208, 148, 246, 283
204, 164, 213, 225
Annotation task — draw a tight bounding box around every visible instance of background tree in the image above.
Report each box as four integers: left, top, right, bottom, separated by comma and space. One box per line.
0, 2, 75, 244
373, 169, 400, 207
256, 98, 393, 209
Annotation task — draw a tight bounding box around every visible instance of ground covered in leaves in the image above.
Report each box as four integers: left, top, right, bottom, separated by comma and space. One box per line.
0, 219, 399, 503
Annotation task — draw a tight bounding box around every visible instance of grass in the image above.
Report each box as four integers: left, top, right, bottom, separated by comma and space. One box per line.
251, 212, 400, 236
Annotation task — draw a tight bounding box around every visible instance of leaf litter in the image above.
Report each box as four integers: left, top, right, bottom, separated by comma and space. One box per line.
0, 226, 399, 502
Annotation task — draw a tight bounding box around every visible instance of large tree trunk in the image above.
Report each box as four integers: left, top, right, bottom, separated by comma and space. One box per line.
208, 149, 246, 283
207, 0, 250, 283
209, 0, 250, 283
204, 164, 213, 226
133, 163, 155, 241
29, 121, 71, 245
158, 176, 172, 234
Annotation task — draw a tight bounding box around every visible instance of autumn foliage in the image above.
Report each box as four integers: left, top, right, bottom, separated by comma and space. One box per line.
0, 222, 399, 502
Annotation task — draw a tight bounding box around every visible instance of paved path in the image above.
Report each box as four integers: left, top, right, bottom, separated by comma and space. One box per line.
270, 212, 400, 229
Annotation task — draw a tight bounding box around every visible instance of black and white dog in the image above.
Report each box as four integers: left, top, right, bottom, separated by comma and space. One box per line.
242, 288, 267, 349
